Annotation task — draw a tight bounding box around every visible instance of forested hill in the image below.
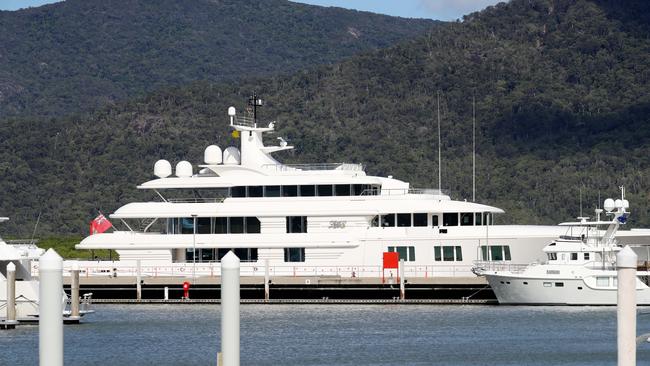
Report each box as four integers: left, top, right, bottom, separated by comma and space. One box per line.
2, 0, 650, 235
0, 0, 434, 118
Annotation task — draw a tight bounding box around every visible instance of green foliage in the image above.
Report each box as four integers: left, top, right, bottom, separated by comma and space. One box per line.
1, 0, 650, 236
0, 0, 434, 117
35, 237, 116, 260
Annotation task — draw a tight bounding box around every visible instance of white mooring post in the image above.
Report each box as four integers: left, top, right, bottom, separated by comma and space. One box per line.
70, 261, 80, 320
617, 246, 637, 366
136, 259, 142, 301
39, 249, 63, 366
264, 258, 270, 302
6, 262, 17, 327
220, 251, 240, 366
399, 259, 405, 300
164, 286, 169, 300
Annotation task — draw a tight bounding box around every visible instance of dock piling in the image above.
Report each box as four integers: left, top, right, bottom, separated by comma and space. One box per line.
39, 249, 63, 366
164, 286, 169, 300
70, 261, 80, 320
6, 262, 17, 328
617, 246, 637, 366
264, 259, 270, 302
220, 251, 240, 366
136, 259, 142, 301
399, 259, 405, 300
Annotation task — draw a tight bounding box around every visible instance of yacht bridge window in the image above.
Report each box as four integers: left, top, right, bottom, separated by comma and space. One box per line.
186, 248, 258, 262
371, 213, 429, 228
167, 217, 261, 234
227, 184, 381, 198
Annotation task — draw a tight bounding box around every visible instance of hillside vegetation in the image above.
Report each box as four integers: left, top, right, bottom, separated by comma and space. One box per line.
1, 0, 649, 235
0, 0, 434, 117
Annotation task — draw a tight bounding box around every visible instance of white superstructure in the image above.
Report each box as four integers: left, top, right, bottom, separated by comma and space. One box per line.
474, 191, 650, 305
75, 98, 650, 279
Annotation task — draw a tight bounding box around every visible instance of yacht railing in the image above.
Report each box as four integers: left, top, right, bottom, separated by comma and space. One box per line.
5, 239, 39, 246
262, 163, 364, 172
167, 197, 226, 203
472, 261, 532, 274
231, 115, 256, 128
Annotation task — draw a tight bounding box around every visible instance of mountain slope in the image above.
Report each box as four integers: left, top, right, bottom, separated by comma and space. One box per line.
2, 0, 650, 235
0, 0, 434, 117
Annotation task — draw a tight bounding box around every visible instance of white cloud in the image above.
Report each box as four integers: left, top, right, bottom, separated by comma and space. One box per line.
418, 0, 503, 20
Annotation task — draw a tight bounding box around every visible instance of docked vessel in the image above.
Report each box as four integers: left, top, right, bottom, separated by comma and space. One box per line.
74, 97, 650, 280
474, 191, 650, 305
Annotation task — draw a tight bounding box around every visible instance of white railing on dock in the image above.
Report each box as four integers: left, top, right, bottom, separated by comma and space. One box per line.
32, 262, 475, 279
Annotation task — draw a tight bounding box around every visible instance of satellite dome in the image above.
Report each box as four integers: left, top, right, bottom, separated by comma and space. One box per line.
622, 199, 630, 209
175, 161, 193, 177
603, 198, 615, 212
615, 199, 623, 209
223, 147, 241, 165
154, 160, 172, 178
228, 106, 236, 116
204, 145, 222, 164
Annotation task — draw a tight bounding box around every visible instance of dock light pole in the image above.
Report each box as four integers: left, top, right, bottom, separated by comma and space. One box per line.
220, 251, 240, 366
6, 262, 17, 328
617, 246, 637, 366
39, 249, 63, 366
192, 214, 197, 281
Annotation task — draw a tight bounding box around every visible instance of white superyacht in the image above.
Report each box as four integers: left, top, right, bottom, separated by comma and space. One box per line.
474, 192, 650, 305
75, 97, 650, 279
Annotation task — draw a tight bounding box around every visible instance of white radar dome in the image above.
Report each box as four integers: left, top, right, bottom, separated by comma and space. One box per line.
622, 199, 630, 209
223, 147, 241, 165
603, 198, 615, 212
154, 159, 172, 178
175, 161, 193, 177
615, 199, 623, 209
228, 106, 236, 116
204, 145, 223, 164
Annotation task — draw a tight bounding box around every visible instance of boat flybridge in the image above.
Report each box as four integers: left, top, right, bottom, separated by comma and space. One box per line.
75, 97, 650, 280
474, 190, 650, 305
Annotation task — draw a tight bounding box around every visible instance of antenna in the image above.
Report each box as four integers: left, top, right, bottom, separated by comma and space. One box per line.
30, 211, 41, 245
579, 185, 583, 218
248, 91, 263, 126
437, 90, 441, 190
472, 94, 476, 202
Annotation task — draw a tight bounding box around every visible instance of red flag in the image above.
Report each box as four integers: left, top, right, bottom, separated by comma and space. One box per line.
89, 214, 112, 235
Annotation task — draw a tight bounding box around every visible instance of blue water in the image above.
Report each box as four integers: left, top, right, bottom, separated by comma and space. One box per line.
1, 304, 649, 365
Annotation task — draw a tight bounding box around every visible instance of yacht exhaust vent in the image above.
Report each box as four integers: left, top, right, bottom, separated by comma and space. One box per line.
223, 147, 241, 165
153, 159, 172, 178
204, 145, 222, 164
175, 161, 193, 177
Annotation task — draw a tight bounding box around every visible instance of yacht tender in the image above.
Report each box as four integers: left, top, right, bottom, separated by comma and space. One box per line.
473, 193, 650, 305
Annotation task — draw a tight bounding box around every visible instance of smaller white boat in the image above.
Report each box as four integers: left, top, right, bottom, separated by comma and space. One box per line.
473, 190, 650, 305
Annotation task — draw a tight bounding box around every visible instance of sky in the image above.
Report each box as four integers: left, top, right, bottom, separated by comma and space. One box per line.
1, 0, 502, 20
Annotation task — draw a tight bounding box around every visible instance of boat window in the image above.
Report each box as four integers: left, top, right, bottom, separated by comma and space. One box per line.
432, 215, 439, 227
265, 185, 281, 197
286, 216, 307, 233
555, 282, 564, 287
490, 245, 503, 261
413, 213, 427, 227
455, 246, 463, 261
215, 217, 228, 234
584, 253, 590, 260
475, 213, 482, 226
381, 214, 396, 227
231, 186, 246, 198
197, 218, 211, 234
352, 184, 364, 196
229, 217, 244, 234
397, 213, 411, 227
443, 246, 454, 261
481, 246, 488, 260
248, 186, 263, 197
434, 246, 441, 261
460, 212, 474, 226
218, 248, 258, 262
388, 246, 415, 261
317, 184, 333, 196
504, 246, 511, 261
282, 185, 298, 197
443, 213, 458, 226
245, 217, 261, 234
570, 253, 578, 260
284, 248, 305, 262
483, 212, 492, 225
596, 277, 609, 287
181, 217, 194, 234
335, 184, 351, 196
300, 185, 315, 197
371, 216, 379, 227
543, 282, 552, 287
548, 253, 557, 260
